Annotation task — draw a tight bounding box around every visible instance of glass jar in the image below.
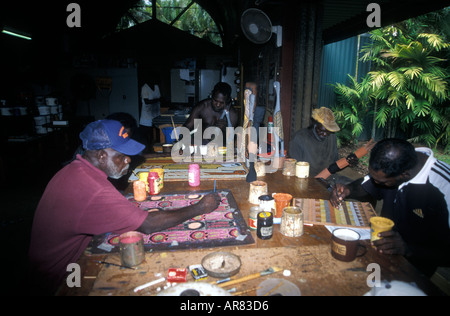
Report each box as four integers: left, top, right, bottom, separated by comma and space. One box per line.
257, 211, 273, 240
249, 206, 261, 230
280, 207, 304, 237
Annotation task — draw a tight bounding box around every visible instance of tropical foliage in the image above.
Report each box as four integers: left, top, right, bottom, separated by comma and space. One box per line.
333, 8, 450, 151
332, 75, 373, 145
116, 0, 223, 47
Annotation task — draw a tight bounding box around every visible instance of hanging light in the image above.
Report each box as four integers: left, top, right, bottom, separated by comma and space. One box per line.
1, 26, 32, 40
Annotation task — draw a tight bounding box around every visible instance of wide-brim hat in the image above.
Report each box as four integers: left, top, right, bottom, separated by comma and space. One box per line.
80, 120, 145, 156
311, 107, 340, 132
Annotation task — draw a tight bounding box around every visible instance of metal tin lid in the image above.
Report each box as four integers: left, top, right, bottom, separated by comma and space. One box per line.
258, 194, 274, 201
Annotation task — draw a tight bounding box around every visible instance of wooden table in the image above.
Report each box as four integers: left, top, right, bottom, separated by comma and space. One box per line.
57, 170, 442, 296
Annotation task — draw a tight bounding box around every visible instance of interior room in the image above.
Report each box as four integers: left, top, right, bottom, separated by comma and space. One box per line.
1, 0, 448, 296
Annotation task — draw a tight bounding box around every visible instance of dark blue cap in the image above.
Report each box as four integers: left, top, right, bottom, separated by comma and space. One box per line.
80, 120, 145, 156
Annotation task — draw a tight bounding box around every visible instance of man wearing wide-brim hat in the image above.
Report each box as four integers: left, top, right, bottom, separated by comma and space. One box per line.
288, 107, 341, 176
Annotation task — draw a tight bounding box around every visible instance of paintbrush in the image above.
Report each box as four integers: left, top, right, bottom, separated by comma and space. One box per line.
263, 281, 284, 296
232, 286, 262, 296
94, 260, 137, 270
216, 267, 282, 288
170, 116, 179, 142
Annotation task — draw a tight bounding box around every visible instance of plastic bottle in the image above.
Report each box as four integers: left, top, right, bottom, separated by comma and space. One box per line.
148, 172, 161, 195
188, 164, 200, 187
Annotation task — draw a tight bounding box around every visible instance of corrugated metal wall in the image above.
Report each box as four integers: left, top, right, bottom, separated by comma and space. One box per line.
318, 33, 377, 140
318, 34, 372, 108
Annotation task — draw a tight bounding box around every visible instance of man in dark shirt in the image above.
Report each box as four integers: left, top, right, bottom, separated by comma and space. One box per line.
289, 107, 340, 176
331, 138, 450, 276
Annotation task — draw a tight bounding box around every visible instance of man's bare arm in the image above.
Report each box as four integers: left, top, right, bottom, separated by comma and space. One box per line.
184, 103, 205, 130
136, 193, 220, 235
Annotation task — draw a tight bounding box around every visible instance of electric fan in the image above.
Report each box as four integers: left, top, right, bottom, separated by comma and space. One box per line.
241, 8, 282, 47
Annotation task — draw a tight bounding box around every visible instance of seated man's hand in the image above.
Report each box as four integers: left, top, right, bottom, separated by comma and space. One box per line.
372, 230, 409, 256
330, 184, 350, 208
346, 153, 359, 167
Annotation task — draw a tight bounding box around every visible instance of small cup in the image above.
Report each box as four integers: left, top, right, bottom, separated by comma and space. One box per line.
280, 207, 304, 237
163, 143, 173, 154
248, 181, 268, 204
331, 228, 366, 262
295, 161, 310, 178
255, 161, 266, 177
133, 180, 147, 202
119, 231, 145, 268
282, 159, 297, 176
272, 193, 293, 218
370, 217, 395, 242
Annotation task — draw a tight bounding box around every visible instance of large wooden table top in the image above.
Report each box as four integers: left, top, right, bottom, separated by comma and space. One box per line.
57, 170, 442, 296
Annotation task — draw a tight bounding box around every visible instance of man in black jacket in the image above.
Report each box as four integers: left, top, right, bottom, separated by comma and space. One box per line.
331, 138, 450, 276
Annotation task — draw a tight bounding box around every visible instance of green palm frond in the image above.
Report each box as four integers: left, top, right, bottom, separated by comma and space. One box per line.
375, 104, 391, 127
401, 66, 423, 80
418, 33, 450, 51
369, 71, 387, 89
338, 14, 450, 147
387, 71, 407, 90
387, 89, 404, 106
404, 91, 416, 109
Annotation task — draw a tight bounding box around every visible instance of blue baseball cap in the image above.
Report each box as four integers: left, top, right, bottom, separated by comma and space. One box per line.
80, 120, 145, 156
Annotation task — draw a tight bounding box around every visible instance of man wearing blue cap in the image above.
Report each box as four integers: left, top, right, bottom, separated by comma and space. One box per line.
29, 120, 220, 294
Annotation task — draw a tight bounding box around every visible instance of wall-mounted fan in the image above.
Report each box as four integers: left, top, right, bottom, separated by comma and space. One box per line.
241, 8, 282, 47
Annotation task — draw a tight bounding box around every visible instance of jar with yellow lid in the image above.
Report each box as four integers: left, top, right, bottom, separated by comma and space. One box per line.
257, 211, 273, 240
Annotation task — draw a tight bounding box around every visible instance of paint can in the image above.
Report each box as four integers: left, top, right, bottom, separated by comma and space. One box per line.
119, 231, 145, 268
295, 162, 310, 178
280, 207, 304, 237
282, 159, 297, 176
248, 181, 268, 204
